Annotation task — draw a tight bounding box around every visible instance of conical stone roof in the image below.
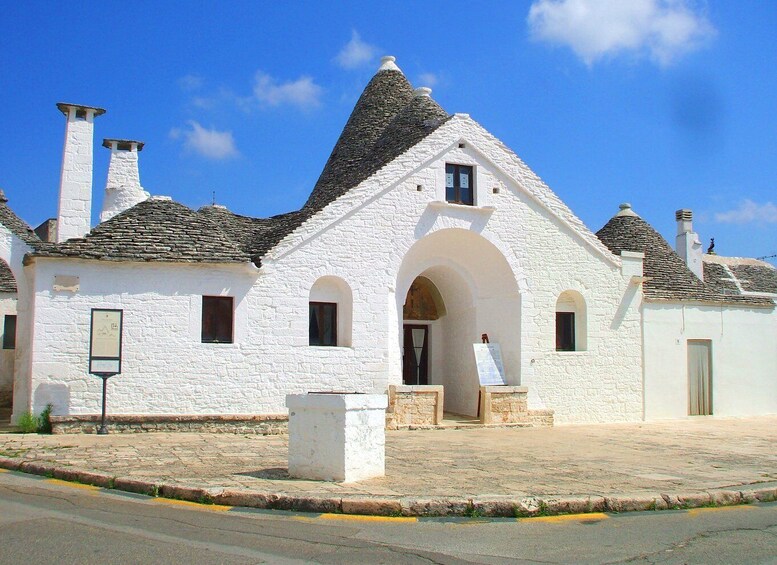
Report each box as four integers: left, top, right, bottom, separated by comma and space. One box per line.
304, 57, 449, 214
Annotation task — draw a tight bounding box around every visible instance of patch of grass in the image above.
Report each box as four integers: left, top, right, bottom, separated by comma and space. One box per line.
0, 447, 30, 458
463, 502, 482, 518
151, 485, 160, 497
536, 501, 551, 517
107, 477, 116, 489
197, 494, 214, 505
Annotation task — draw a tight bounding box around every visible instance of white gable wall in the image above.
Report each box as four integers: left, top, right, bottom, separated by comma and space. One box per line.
262, 116, 643, 423
644, 302, 777, 419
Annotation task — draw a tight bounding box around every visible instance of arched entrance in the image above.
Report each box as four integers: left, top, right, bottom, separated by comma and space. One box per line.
396, 229, 522, 417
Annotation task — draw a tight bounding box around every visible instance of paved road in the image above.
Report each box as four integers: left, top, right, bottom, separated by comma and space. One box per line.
2, 470, 776, 564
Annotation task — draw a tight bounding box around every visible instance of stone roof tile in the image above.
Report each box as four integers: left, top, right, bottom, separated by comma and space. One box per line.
30, 198, 251, 264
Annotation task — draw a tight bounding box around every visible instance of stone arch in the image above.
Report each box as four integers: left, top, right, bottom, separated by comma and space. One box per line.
396, 229, 521, 416
309, 275, 353, 347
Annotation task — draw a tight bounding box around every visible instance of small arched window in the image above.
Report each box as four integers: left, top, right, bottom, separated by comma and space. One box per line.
555, 291, 587, 351
309, 276, 353, 347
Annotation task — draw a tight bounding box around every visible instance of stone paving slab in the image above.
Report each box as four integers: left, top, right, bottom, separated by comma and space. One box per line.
1, 416, 776, 516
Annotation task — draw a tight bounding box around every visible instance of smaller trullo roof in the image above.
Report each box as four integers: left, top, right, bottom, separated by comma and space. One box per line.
596, 204, 773, 306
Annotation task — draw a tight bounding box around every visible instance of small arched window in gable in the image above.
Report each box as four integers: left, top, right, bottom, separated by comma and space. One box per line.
555, 291, 587, 352
309, 276, 353, 347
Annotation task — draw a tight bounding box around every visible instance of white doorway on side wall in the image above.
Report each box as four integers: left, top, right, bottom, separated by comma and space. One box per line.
688, 340, 713, 416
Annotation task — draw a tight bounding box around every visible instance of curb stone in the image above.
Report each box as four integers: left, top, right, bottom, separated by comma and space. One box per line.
0, 457, 775, 518
53, 468, 113, 488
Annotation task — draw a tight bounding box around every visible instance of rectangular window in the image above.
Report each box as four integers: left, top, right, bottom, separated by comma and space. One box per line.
445, 163, 474, 205
555, 312, 575, 351
201, 296, 234, 343
309, 302, 337, 346
2, 315, 16, 349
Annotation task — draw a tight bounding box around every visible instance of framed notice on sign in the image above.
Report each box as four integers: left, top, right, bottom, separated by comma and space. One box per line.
473, 343, 507, 386
89, 309, 123, 375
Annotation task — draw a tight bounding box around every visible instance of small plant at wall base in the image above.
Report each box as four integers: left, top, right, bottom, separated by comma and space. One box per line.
16, 411, 38, 433
37, 403, 53, 434
14, 404, 53, 434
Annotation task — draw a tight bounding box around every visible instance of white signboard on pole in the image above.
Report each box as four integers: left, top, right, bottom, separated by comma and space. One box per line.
473, 343, 507, 386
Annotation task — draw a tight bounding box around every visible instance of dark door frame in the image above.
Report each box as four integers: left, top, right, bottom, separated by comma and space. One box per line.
402, 324, 430, 386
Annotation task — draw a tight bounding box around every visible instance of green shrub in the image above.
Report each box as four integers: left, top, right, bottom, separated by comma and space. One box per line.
16, 411, 38, 433
37, 404, 53, 434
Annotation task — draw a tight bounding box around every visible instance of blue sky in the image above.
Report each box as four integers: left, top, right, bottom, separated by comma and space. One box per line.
1, 1, 775, 264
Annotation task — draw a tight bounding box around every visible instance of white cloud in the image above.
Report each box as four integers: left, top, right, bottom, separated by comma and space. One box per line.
335, 30, 377, 69
253, 71, 323, 109
171, 121, 238, 160
178, 74, 204, 91
527, 0, 716, 66
714, 200, 777, 225
418, 72, 439, 87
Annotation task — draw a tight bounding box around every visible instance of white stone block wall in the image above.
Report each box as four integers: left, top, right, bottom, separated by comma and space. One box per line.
643, 303, 777, 419
26, 115, 644, 423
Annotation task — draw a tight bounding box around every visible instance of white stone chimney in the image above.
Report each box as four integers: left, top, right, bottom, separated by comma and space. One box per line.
100, 139, 150, 223
56, 103, 105, 242
675, 209, 704, 280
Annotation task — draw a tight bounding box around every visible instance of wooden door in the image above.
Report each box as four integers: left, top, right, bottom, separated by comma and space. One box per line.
688, 340, 712, 416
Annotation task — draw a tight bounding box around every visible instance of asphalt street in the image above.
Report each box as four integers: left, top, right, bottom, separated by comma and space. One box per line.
1, 470, 776, 564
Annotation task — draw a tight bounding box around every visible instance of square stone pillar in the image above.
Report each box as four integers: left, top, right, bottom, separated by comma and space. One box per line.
286, 393, 388, 482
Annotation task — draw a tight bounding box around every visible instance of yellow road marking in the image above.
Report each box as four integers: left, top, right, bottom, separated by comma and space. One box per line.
151, 498, 232, 512
687, 505, 755, 517
317, 513, 417, 523
0, 468, 9, 473
44, 478, 101, 492
521, 512, 610, 523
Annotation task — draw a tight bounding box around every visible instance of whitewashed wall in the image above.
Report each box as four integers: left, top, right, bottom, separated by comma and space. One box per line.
27, 115, 643, 423
643, 303, 777, 419
0, 224, 34, 422
0, 295, 16, 407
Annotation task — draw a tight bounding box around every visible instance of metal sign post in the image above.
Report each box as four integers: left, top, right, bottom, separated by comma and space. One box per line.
88, 309, 123, 435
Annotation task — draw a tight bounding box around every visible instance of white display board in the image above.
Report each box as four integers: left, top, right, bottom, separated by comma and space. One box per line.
473, 343, 507, 386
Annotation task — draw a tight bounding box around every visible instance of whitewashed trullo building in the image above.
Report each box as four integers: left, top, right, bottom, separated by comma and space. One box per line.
1, 57, 775, 430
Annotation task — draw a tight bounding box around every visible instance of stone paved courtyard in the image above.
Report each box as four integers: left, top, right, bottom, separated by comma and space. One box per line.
1, 416, 775, 500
